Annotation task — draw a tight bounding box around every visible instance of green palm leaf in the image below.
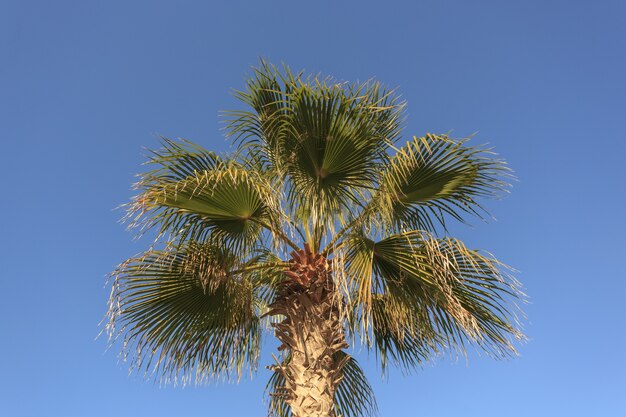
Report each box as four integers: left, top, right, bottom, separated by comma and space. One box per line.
373, 134, 511, 232
369, 293, 444, 371
227, 62, 405, 248
344, 230, 524, 371
226, 60, 292, 170
106, 242, 263, 384
127, 140, 282, 253
145, 137, 223, 181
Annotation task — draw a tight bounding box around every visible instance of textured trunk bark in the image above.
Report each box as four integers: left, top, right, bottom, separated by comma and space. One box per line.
268, 244, 348, 417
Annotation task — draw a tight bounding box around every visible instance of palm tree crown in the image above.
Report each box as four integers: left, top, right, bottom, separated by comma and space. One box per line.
106, 61, 525, 417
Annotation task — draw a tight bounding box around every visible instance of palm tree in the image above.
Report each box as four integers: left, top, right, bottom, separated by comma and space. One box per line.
105, 61, 525, 417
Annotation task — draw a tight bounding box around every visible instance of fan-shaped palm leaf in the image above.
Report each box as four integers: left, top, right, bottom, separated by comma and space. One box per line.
106, 242, 264, 384
227, 62, 405, 249
372, 134, 511, 233
343, 230, 524, 371
126, 140, 288, 253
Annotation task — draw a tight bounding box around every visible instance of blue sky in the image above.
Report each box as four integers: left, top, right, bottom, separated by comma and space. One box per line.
1, 1, 625, 416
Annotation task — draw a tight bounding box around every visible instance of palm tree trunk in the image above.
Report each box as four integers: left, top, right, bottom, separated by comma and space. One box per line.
268, 244, 348, 417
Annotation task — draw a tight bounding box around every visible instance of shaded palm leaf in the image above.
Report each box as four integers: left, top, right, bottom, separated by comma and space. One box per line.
243, 248, 288, 313
226, 60, 293, 171
106, 242, 263, 384
369, 293, 444, 371
344, 230, 524, 371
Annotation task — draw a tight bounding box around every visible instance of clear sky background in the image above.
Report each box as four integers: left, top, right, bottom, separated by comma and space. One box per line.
1, 1, 625, 416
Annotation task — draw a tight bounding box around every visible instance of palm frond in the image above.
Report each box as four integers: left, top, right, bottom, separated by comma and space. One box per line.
334, 352, 378, 417
145, 137, 223, 181
106, 242, 265, 384
372, 134, 512, 233
226, 60, 293, 171
126, 140, 284, 253
369, 293, 444, 371
343, 230, 524, 371
226, 61, 405, 248
242, 248, 287, 314
266, 352, 378, 417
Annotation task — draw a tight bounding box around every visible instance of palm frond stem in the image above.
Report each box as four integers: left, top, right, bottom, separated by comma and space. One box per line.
249, 218, 301, 251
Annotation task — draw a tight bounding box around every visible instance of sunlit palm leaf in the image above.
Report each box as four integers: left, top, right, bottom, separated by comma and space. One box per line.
227, 62, 405, 246
145, 137, 223, 181
373, 134, 511, 232
266, 352, 378, 417
127, 141, 280, 253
